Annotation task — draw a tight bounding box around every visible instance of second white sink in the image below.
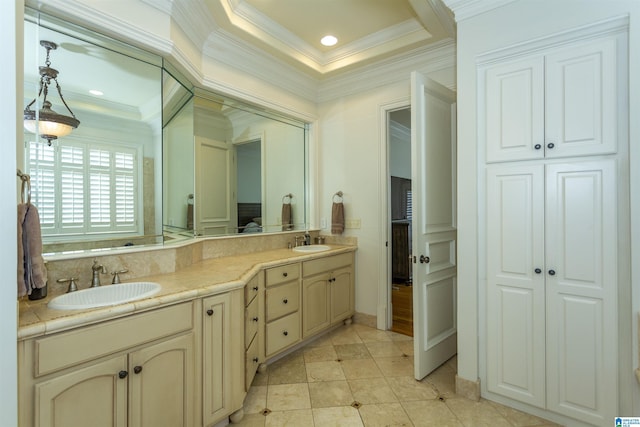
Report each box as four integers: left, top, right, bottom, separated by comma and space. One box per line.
292, 244, 330, 253
48, 282, 161, 310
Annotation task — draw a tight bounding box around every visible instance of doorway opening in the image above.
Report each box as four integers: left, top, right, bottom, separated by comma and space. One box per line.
388, 107, 413, 337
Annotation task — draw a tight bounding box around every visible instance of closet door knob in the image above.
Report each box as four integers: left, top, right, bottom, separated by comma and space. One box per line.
419, 255, 430, 264
534, 144, 542, 150
534, 268, 542, 274
548, 269, 556, 276
547, 142, 555, 149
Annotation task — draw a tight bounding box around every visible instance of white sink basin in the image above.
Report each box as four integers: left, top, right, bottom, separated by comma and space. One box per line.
292, 244, 331, 253
48, 282, 161, 310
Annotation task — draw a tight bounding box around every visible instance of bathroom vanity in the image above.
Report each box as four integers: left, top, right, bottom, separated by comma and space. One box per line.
17, 245, 355, 427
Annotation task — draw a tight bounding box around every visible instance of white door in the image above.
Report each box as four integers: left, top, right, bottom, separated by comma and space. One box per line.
545, 160, 617, 425
486, 164, 546, 407
195, 136, 236, 235
410, 71, 457, 379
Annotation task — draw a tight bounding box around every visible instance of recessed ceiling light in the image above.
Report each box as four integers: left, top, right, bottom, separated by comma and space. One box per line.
321, 35, 338, 47
89, 89, 104, 96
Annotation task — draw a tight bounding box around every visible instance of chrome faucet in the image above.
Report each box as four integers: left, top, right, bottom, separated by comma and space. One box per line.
91, 259, 107, 287
294, 235, 306, 247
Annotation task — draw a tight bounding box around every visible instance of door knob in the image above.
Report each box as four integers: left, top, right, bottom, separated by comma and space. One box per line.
419, 255, 430, 264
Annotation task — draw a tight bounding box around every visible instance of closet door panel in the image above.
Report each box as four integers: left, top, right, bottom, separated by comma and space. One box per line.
485, 57, 544, 163
486, 164, 545, 407
545, 160, 617, 425
545, 38, 617, 158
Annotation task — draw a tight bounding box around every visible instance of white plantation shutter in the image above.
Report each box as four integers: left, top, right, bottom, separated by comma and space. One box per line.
26, 140, 141, 239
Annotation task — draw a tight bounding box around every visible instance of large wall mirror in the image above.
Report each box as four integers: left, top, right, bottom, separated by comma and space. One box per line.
23, 9, 308, 256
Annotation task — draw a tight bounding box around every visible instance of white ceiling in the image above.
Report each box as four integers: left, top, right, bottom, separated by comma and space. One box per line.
203, 0, 455, 77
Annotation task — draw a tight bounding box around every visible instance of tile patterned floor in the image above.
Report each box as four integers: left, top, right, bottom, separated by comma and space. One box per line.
233, 323, 562, 427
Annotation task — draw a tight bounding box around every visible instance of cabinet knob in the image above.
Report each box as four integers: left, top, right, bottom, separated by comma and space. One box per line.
253, 317, 259, 322
282, 272, 288, 277
253, 357, 259, 363
548, 269, 556, 276
534, 144, 542, 150
534, 268, 542, 274
547, 142, 555, 149
283, 298, 288, 304
134, 366, 143, 374
118, 370, 128, 379
283, 330, 288, 336
206, 309, 214, 316
253, 286, 259, 291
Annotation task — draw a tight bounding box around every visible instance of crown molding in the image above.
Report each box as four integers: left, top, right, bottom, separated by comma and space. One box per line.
442, 0, 517, 22
317, 38, 456, 103
168, 0, 217, 49
27, 0, 173, 57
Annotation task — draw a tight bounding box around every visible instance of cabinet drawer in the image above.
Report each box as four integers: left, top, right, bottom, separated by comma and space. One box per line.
245, 274, 260, 305
265, 263, 299, 286
303, 253, 352, 277
245, 334, 260, 391
266, 281, 299, 321
244, 296, 259, 349
266, 312, 300, 357
35, 302, 194, 377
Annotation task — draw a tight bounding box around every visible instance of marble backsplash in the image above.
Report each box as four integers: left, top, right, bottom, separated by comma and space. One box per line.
38, 231, 356, 297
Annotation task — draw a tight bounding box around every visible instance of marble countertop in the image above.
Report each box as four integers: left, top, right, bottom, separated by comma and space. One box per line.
18, 245, 356, 341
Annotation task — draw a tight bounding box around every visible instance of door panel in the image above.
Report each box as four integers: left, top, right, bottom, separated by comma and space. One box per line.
545, 160, 617, 425
410, 71, 457, 379
486, 164, 545, 407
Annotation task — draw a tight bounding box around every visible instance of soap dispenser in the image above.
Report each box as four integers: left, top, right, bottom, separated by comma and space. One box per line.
304, 231, 311, 245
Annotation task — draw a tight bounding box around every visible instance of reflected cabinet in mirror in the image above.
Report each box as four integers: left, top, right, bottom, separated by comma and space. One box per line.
23, 9, 309, 256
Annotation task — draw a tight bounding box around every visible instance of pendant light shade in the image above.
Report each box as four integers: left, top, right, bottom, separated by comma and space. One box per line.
24, 40, 80, 145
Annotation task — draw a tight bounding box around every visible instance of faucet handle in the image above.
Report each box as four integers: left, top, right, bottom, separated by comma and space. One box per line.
92, 259, 107, 274
57, 277, 79, 293
111, 269, 129, 284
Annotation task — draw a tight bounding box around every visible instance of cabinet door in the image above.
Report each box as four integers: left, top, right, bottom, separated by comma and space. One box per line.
485, 56, 544, 162
545, 38, 618, 159
129, 332, 195, 427
545, 160, 617, 425
486, 164, 545, 408
331, 267, 354, 324
35, 355, 128, 427
302, 275, 330, 337
202, 293, 232, 425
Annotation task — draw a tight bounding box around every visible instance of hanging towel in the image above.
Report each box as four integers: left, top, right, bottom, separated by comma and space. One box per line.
331, 202, 345, 235
17, 203, 47, 298
282, 203, 292, 231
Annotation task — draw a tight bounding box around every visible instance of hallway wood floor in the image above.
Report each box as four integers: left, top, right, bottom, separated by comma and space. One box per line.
391, 284, 413, 337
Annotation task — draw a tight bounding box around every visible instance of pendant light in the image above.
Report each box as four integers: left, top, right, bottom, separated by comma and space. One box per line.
24, 40, 80, 146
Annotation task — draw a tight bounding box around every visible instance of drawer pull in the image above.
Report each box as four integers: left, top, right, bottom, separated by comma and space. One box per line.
118, 370, 128, 379
282, 298, 288, 304
253, 317, 259, 322
134, 366, 143, 374
283, 330, 288, 336
283, 272, 288, 277
206, 309, 214, 316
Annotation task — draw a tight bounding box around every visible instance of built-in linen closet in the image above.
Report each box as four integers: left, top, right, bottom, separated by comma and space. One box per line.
479, 18, 628, 426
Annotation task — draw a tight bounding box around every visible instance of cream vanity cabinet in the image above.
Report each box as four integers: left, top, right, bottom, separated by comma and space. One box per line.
18, 302, 197, 427
484, 36, 618, 163
302, 253, 355, 338
202, 289, 244, 426
264, 263, 301, 357
482, 25, 626, 426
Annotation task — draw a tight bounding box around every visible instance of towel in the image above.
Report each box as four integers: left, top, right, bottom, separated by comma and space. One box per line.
331, 202, 344, 235
282, 203, 292, 231
17, 203, 48, 298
